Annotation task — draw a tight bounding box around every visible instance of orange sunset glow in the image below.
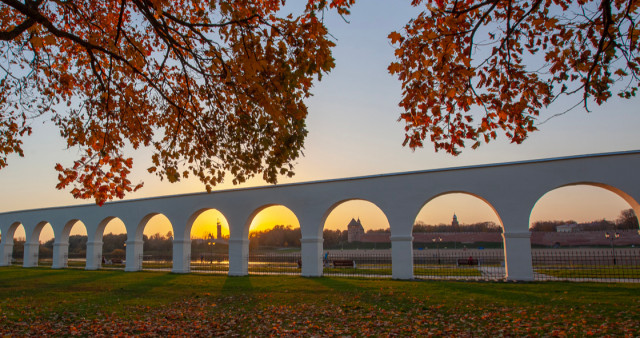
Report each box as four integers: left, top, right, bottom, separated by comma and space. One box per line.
249, 206, 300, 233
190, 209, 230, 239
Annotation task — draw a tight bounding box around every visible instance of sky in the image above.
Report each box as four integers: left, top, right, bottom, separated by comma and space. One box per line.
2, 1, 639, 243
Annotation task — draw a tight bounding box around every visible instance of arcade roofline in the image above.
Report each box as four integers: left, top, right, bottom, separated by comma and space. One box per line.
2, 149, 639, 216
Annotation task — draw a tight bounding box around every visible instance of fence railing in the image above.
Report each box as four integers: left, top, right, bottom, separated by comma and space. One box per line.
532, 248, 640, 282
141, 255, 173, 271
323, 251, 392, 277
191, 254, 228, 274
413, 249, 505, 280
101, 255, 126, 269
248, 252, 301, 275
37, 257, 53, 267
9, 255, 22, 266
4, 247, 640, 283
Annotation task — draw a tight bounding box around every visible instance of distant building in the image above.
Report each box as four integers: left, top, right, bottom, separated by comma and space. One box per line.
556, 223, 580, 233
347, 218, 365, 242
452, 213, 460, 231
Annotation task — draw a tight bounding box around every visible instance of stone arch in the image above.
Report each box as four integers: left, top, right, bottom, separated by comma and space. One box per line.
3, 222, 24, 265
55, 220, 87, 269
28, 221, 52, 244
185, 208, 231, 274
25, 221, 53, 267
412, 191, 505, 280
87, 216, 127, 270
6, 221, 23, 245
414, 191, 504, 231
528, 182, 640, 281
60, 219, 85, 243
133, 213, 174, 271
318, 198, 391, 239
95, 216, 125, 243
243, 204, 301, 238
244, 204, 302, 275
529, 182, 640, 227
185, 208, 230, 241
317, 198, 392, 277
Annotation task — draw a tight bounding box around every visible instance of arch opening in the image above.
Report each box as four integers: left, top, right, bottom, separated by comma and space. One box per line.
412, 192, 505, 280
189, 209, 230, 274
99, 217, 127, 269
60, 220, 88, 268
34, 222, 54, 267
321, 199, 391, 277
247, 205, 301, 275
529, 183, 640, 282
139, 214, 174, 271
9, 223, 25, 266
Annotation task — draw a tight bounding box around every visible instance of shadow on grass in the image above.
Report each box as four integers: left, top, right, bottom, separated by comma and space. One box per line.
0, 267, 66, 283
429, 280, 639, 309
117, 271, 180, 295
306, 275, 361, 293
0, 267, 119, 292
221, 275, 254, 295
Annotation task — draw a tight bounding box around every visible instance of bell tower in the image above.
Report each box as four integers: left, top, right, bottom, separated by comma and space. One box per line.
452, 213, 459, 231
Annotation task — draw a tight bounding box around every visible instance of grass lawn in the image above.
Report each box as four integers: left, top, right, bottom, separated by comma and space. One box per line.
537, 267, 640, 279
0, 267, 638, 336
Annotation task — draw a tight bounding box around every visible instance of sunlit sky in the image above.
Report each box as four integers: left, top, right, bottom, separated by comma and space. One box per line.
2, 1, 638, 242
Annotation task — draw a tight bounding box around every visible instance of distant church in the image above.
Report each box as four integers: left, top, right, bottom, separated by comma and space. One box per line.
347, 218, 365, 242
213, 219, 228, 244
452, 213, 460, 231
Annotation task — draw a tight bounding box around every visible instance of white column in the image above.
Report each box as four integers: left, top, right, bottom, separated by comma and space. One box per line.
23, 242, 39, 267
301, 237, 323, 277
228, 238, 248, 276
85, 241, 103, 270
391, 235, 414, 280
125, 240, 143, 271
172, 239, 191, 273
503, 231, 534, 281
0, 242, 13, 266
52, 242, 69, 269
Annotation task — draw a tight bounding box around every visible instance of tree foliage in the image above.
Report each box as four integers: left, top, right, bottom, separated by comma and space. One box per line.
0, 0, 353, 204
143, 231, 173, 256
3, 0, 638, 205
529, 209, 638, 231
249, 224, 300, 249
413, 220, 502, 232
389, 0, 640, 154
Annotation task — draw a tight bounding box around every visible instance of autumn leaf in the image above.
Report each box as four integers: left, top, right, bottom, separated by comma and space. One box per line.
389, 0, 640, 155
0, 0, 351, 204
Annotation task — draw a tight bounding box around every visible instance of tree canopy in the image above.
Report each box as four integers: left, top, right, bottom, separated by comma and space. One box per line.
2, 0, 638, 204
0, 0, 353, 204
389, 0, 639, 154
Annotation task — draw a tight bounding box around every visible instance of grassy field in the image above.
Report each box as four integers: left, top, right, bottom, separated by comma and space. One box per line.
537, 267, 640, 279
0, 267, 638, 336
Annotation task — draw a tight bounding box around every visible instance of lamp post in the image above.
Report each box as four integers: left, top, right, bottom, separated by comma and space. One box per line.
432, 237, 442, 264
207, 235, 215, 265
605, 231, 620, 265
207, 234, 213, 264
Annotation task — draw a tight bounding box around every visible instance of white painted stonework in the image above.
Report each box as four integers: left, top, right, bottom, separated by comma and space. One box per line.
0, 151, 639, 281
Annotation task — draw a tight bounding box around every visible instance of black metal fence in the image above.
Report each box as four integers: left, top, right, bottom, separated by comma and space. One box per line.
323, 251, 392, 277
532, 248, 640, 282
37, 257, 52, 267
141, 255, 173, 271
248, 252, 301, 275
65, 254, 87, 269
6, 247, 640, 283
191, 253, 229, 274
101, 253, 126, 269
413, 249, 505, 280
